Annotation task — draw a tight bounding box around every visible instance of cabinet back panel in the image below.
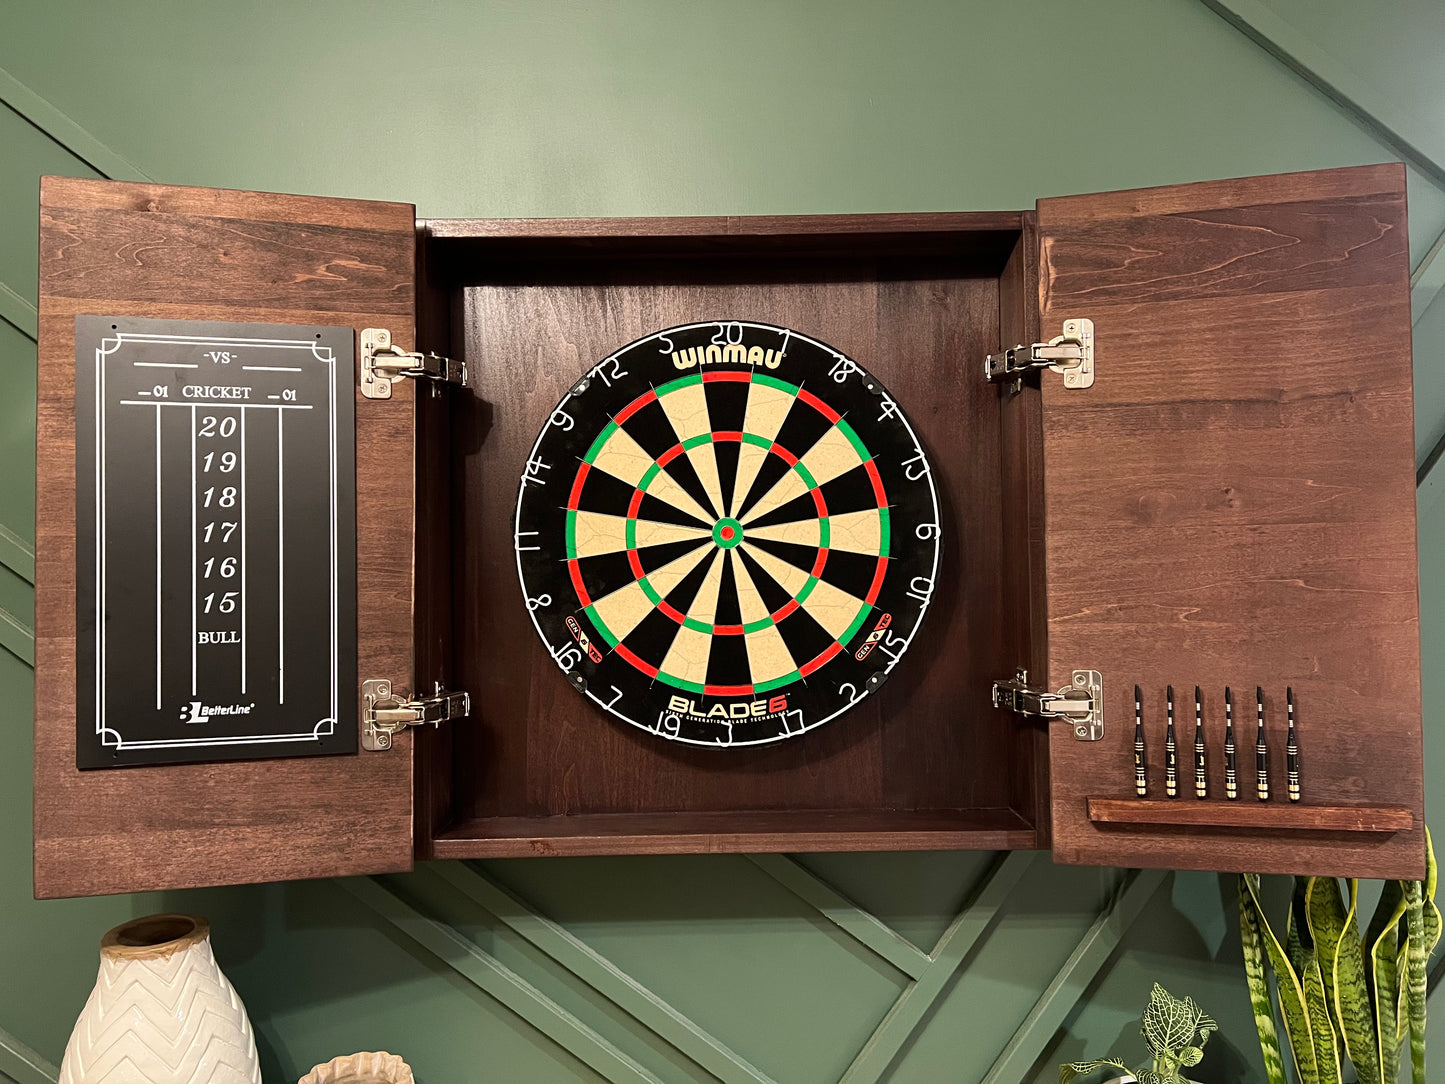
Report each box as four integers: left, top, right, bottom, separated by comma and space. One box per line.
449, 257, 1016, 824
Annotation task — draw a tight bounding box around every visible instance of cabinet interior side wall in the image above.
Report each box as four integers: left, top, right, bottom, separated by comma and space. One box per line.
431, 235, 1037, 847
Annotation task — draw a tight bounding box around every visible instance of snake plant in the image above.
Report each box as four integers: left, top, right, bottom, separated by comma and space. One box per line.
1238, 828, 1441, 1084
1059, 983, 1217, 1084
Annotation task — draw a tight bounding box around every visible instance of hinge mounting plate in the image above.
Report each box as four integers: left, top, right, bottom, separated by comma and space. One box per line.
984, 317, 1094, 392
361, 679, 471, 751
992, 668, 1104, 741
360, 327, 469, 400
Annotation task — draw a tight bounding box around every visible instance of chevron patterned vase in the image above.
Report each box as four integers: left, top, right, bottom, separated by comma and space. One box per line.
59, 914, 262, 1084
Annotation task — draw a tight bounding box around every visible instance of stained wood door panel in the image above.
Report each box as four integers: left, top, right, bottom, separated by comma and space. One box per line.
1039, 163, 1423, 878
35, 177, 418, 898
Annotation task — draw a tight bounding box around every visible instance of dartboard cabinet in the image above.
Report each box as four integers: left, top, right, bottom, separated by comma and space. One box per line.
33, 165, 1424, 899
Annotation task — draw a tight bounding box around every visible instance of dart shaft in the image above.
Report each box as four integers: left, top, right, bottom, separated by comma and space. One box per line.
1287, 689, 1300, 802
1194, 728, 1207, 799
1165, 727, 1178, 798
1225, 730, 1237, 799
1256, 731, 1269, 802
1133, 688, 1146, 798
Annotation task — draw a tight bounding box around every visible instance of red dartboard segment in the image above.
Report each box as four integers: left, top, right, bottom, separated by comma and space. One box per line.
612, 388, 658, 425
863, 459, 887, 506
863, 555, 889, 608
799, 641, 844, 678
516, 320, 941, 749
702, 371, 753, 384
795, 386, 842, 424
768, 442, 799, 466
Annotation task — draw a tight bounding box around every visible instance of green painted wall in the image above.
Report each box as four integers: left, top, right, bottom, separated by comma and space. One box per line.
1, 3, 1440, 1082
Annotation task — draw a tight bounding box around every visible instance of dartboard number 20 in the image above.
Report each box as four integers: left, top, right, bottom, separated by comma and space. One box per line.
514, 321, 942, 747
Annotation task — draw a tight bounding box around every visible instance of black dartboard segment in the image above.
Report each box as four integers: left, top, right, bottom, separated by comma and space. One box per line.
514, 321, 942, 747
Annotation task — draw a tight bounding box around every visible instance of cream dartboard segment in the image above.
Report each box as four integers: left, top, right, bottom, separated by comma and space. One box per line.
514, 321, 942, 746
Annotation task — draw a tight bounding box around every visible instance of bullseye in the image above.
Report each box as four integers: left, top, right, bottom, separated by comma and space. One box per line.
712, 517, 744, 550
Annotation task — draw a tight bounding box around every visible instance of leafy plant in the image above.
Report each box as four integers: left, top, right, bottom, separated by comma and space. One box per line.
1238, 828, 1441, 1084
1060, 983, 1218, 1084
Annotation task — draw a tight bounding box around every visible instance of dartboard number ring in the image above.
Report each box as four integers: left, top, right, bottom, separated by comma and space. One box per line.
514, 321, 942, 747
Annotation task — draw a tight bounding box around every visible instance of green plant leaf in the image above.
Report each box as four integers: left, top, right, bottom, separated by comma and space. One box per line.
1406, 881, 1425, 1084
1366, 879, 1407, 1084
1240, 876, 1289, 1084
1289, 877, 1312, 972
1407, 827, 1440, 1084
1059, 1057, 1130, 1084
1396, 932, 1409, 1045
1302, 949, 1343, 1084
1244, 873, 1318, 1084
1307, 876, 1379, 1084
1179, 1045, 1203, 1067
1142, 983, 1211, 1056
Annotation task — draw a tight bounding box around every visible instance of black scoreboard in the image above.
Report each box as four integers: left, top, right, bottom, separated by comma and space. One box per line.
74, 316, 357, 768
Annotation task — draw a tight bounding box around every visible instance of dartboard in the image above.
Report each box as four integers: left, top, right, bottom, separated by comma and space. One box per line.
514, 321, 941, 747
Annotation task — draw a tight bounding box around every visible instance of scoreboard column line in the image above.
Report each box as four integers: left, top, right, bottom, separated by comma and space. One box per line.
278, 409, 285, 706
190, 403, 197, 696
239, 408, 247, 696
155, 404, 162, 711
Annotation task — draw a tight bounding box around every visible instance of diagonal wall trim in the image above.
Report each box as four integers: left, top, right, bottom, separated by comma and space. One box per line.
0, 281, 37, 342
0, 65, 148, 183
433, 863, 779, 1084
839, 851, 1036, 1084
745, 855, 930, 979
0, 604, 34, 667
0, 1025, 58, 1084
980, 869, 1170, 1084
1412, 226, 1445, 326
1200, 0, 1445, 188
340, 877, 666, 1084
0, 522, 34, 586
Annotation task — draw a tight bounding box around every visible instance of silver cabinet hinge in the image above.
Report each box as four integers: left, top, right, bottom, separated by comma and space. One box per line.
361, 679, 471, 751
984, 317, 1094, 392
360, 328, 469, 399
992, 668, 1103, 741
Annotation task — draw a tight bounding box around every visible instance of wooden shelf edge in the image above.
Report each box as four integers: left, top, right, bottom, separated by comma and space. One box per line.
1087, 798, 1413, 834
431, 809, 1041, 859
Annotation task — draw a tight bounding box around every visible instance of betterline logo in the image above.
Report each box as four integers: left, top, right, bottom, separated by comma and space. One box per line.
179, 701, 256, 725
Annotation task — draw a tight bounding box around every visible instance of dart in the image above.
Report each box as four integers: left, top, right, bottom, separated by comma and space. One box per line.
1287, 687, 1300, 802
1224, 687, 1238, 801
1256, 686, 1269, 802
1133, 685, 1147, 797
1165, 685, 1178, 799
1193, 686, 1207, 800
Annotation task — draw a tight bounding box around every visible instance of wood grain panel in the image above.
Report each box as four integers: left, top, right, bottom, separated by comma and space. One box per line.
444, 235, 1027, 846
433, 809, 1036, 858
997, 215, 1051, 843
35, 176, 417, 898
1039, 163, 1424, 879
1087, 798, 1412, 833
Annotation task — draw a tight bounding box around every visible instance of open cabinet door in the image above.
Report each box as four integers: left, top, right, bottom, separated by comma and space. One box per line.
35, 177, 418, 897
1038, 163, 1424, 878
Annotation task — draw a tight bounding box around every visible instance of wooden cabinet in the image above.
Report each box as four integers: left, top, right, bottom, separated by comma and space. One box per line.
34, 164, 1423, 899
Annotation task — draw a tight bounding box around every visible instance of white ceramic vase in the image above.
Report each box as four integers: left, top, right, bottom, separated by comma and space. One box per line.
59, 914, 262, 1084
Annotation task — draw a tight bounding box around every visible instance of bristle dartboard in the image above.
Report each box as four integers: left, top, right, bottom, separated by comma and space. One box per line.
514, 321, 941, 746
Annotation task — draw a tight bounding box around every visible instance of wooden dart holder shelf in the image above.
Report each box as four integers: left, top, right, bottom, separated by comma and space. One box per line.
33, 164, 1426, 900
1087, 800, 1414, 834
